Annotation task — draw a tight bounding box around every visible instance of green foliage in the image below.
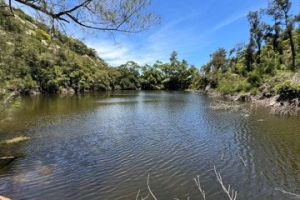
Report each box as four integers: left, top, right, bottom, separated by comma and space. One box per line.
140, 65, 164, 90
14, 8, 34, 23
275, 80, 300, 96
207, 48, 228, 74
34, 29, 51, 41
247, 72, 262, 87
0, 0, 299, 96
0, 9, 118, 94
0, 15, 23, 33
114, 52, 198, 91
156, 52, 197, 90
194, 0, 300, 96
23, 74, 38, 90
67, 39, 97, 57
117, 61, 141, 90
190, 73, 209, 90
217, 73, 251, 93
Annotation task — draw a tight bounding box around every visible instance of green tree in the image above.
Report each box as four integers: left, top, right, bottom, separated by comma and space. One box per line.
140, 64, 164, 90
248, 11, 264, 64
117, 61, 141, 90
245, 37, 256, 72
208, 48, 228, 73
268, 0, 296, 70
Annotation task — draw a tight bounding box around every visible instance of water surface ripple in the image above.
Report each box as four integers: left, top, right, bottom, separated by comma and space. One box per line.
0, 91, 299, 200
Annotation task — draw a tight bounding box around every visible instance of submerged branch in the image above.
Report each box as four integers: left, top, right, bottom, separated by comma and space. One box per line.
147, 174, 158, 200
214, 165, 237, 200
238, 155, 247, 167
193, 175, 206, 200
275, 187, 300, 198
269, 103, 299, 116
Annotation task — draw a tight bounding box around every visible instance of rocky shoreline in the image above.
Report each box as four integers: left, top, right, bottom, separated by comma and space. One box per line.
192, 85, 300, 116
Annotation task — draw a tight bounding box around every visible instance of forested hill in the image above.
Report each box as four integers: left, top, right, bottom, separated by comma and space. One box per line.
0, 7, 119, 95
0, 6, 198, 97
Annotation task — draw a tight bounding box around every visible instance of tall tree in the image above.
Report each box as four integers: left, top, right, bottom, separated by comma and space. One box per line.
268, 0, 296, 70
248, 11, 264, 64
209, 48, 228, 73
245, 37, 256, 72
265, 2, 282, 54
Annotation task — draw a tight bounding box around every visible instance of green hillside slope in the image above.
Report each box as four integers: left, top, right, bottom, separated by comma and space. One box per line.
0, 7, 120, 96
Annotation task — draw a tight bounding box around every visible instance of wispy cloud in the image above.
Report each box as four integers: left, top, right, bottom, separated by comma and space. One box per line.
88, 2, 259, 67
88, 13, 206, 66
210, 13, 247, 33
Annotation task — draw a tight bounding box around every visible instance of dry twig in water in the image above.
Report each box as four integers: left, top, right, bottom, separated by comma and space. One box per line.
194, 175, 206, 200
209, 102, 249, 114
135, 175, 156, 200
136, 189, 150, 200
221, 153, 225, 160
270, 104, 298, 116
238, 155, 247, 167
275, 187, 300, 199
214, 166, 237, 200
147, 174, 158, 200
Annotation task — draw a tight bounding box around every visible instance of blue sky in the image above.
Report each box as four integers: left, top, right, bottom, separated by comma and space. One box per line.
84, 0, 273, 67
11, 0, 300, 67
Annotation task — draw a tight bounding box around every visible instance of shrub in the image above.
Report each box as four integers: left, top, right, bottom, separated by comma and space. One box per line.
275, 80, 300, 97
24, 74, 38, 89
35, 29, 51, 41
247, 72, 261, 87
217, 73, 251, 93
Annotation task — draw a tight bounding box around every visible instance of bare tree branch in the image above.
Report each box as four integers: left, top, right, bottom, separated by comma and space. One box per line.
275, 187, 300, 198
8, 0, 14, 15
6, 0, 160, 33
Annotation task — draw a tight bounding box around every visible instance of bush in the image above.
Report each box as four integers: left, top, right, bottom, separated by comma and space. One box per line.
275, 81, 300, 97
217, 73, 251, 93
24, 74, 38, 89
190, 74, 209, 90
247, 72, 261, 87
0, 17, 23, 33
35, 29, 51, 41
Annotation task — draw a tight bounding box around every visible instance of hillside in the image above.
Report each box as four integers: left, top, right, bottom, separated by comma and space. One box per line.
0, 6, 198, 99
0, 7, 121, 97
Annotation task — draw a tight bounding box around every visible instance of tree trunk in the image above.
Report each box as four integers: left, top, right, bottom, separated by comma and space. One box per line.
288, 29, 296, 70
257, 44, 261, 64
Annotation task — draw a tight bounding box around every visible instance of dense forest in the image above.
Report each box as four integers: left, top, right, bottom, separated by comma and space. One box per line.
192, 0, 300, 99
0, 0, 299, 101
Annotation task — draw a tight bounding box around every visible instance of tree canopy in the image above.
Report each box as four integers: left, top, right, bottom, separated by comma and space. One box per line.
1, 0, 160, 33
190, 0, 300, 97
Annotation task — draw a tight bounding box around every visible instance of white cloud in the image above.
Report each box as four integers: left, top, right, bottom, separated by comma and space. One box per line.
87, 10, 249, 67
88, 14, 211, 66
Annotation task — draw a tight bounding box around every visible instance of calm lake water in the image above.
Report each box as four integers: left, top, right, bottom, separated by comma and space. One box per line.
0, 91, 299, 200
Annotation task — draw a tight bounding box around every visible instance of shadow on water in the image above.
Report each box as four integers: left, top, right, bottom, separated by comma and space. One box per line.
0, 91, 299, 200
